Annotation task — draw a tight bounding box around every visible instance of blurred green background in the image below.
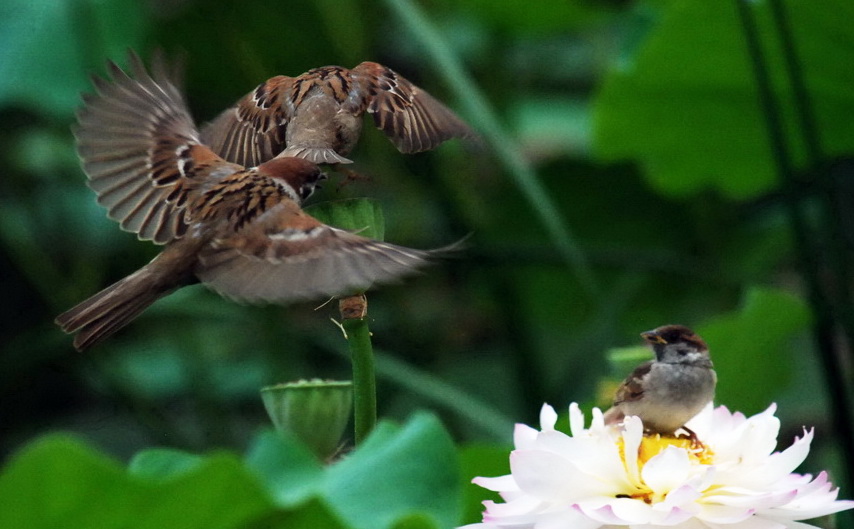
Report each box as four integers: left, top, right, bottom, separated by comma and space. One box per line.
2, 0, 854, 500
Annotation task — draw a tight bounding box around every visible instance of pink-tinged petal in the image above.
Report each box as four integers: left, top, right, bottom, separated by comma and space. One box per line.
610, 496, 659, 524
696, 503, 756, 523
474, 474, 518, 492
540, 404, 558, 431
650, 506, 697, 525
514, 423, 540, 450
769, 499, 854, 521
703, 488, 799, 509
574, 498, 648, 524
642, 446, 690, 495
660, 484, 702, 509
762, 429, 813, 479
714, 515, 789, 529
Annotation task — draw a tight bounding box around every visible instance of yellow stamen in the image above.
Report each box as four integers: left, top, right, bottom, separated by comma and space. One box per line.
614, 431, 714, 504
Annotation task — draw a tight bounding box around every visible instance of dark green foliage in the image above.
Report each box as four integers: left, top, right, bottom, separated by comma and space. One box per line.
2, 0, 853, 525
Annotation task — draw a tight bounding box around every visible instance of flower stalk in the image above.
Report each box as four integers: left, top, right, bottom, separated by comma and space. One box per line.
340, 294, 375, 444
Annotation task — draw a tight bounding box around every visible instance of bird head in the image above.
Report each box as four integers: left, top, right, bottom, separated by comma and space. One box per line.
257, 156, 327, 203
641, 324, 710, 365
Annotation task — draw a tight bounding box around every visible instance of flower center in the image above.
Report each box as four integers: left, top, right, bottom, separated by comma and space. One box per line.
616, 433, 714, 504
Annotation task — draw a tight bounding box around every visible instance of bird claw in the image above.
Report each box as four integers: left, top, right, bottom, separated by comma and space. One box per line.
333, 166, 372, 190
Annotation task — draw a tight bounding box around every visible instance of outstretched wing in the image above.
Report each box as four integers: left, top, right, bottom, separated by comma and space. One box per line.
351, 61, 475, 154
195, 199, 435, 303
76, 52, 228, 244
200, 75, 295, 168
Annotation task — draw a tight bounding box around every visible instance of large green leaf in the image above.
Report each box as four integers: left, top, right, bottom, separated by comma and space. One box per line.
245, 430, 325, 508
1, 413, 462, 529
0, 435, 275, 529
593, 0, 854, 199
699, 286, 811, 414
323, 413, 460, 529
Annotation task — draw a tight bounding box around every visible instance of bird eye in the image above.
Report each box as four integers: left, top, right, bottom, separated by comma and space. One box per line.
677, 349, 688, 356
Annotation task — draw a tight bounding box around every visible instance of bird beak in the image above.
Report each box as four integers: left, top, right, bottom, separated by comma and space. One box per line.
641, 330, 667, 344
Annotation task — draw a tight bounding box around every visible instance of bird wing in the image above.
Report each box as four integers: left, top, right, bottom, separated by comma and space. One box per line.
76, 52, 235, 244
351, 61, 476, 153
613, 361, 653, 405
194, 197, 434, 303
200, 76, 295, 168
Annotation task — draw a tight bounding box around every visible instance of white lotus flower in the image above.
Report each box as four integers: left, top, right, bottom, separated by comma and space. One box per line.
465, 403, 853, 529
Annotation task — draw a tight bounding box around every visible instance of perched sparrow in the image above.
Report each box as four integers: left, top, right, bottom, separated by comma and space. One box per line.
200, 62, 475, 167
55, 53, 442, 351
603, 325, 716, 435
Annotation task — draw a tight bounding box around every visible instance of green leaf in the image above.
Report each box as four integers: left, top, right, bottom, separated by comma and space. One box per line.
325, 413, 461, 529
699, 286, 811, 414
245, 430, 325, 507
0, 434, 275, 529
305, 198, 385, 241
128, 448, 204, 479
593, 0, 854, 199
267, 498, 349, 529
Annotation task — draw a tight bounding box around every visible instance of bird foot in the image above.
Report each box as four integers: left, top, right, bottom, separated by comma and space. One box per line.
333, 166, 372, 190
677, 426, 705, 451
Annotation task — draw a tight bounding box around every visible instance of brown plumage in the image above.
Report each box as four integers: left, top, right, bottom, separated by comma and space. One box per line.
200, 62, 476, 167
55, 52, 443, 351
603, 325, 716, 434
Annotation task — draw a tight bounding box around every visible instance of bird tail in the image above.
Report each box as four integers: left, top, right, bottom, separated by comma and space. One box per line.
55, 266, 174, 352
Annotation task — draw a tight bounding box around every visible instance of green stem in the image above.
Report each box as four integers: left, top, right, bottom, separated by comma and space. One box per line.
344, 316, 376, 444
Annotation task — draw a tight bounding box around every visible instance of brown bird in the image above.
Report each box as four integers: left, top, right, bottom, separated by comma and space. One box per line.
55, 53, 442, 351
603, 325, 716, 435
199, 62, 475, 167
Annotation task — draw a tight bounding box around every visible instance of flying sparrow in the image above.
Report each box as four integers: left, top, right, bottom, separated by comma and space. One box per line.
55, 52, 443, 351
603, 325, 716, 435
199, 62, 476, 167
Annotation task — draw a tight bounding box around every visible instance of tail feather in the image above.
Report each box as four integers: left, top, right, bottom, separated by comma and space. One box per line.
55, 268, 172, 351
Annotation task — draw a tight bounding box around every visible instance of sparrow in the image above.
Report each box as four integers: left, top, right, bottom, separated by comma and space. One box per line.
199, 61, 475, 167
603, 325, 716, 435
55, 52, 442, 352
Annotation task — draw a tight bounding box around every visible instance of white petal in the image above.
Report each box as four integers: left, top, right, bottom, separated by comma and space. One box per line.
621, 416, 644, 486
514, 423, 540, 450
483, 494, 543, 518
762, 429, 813, 480
569, 403, 585, 436
717, 515, 788, 529
536, 431, 628, 490
659, 484, 702, 510
696, 503, 756, 523
540, 404, 558, 431
575, 498, 648, 524
510, 450, 591, 500
535, 508, 603, 529
642, 446, 690, 495
474, 475, 518, 492
589, 407, 606, 431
